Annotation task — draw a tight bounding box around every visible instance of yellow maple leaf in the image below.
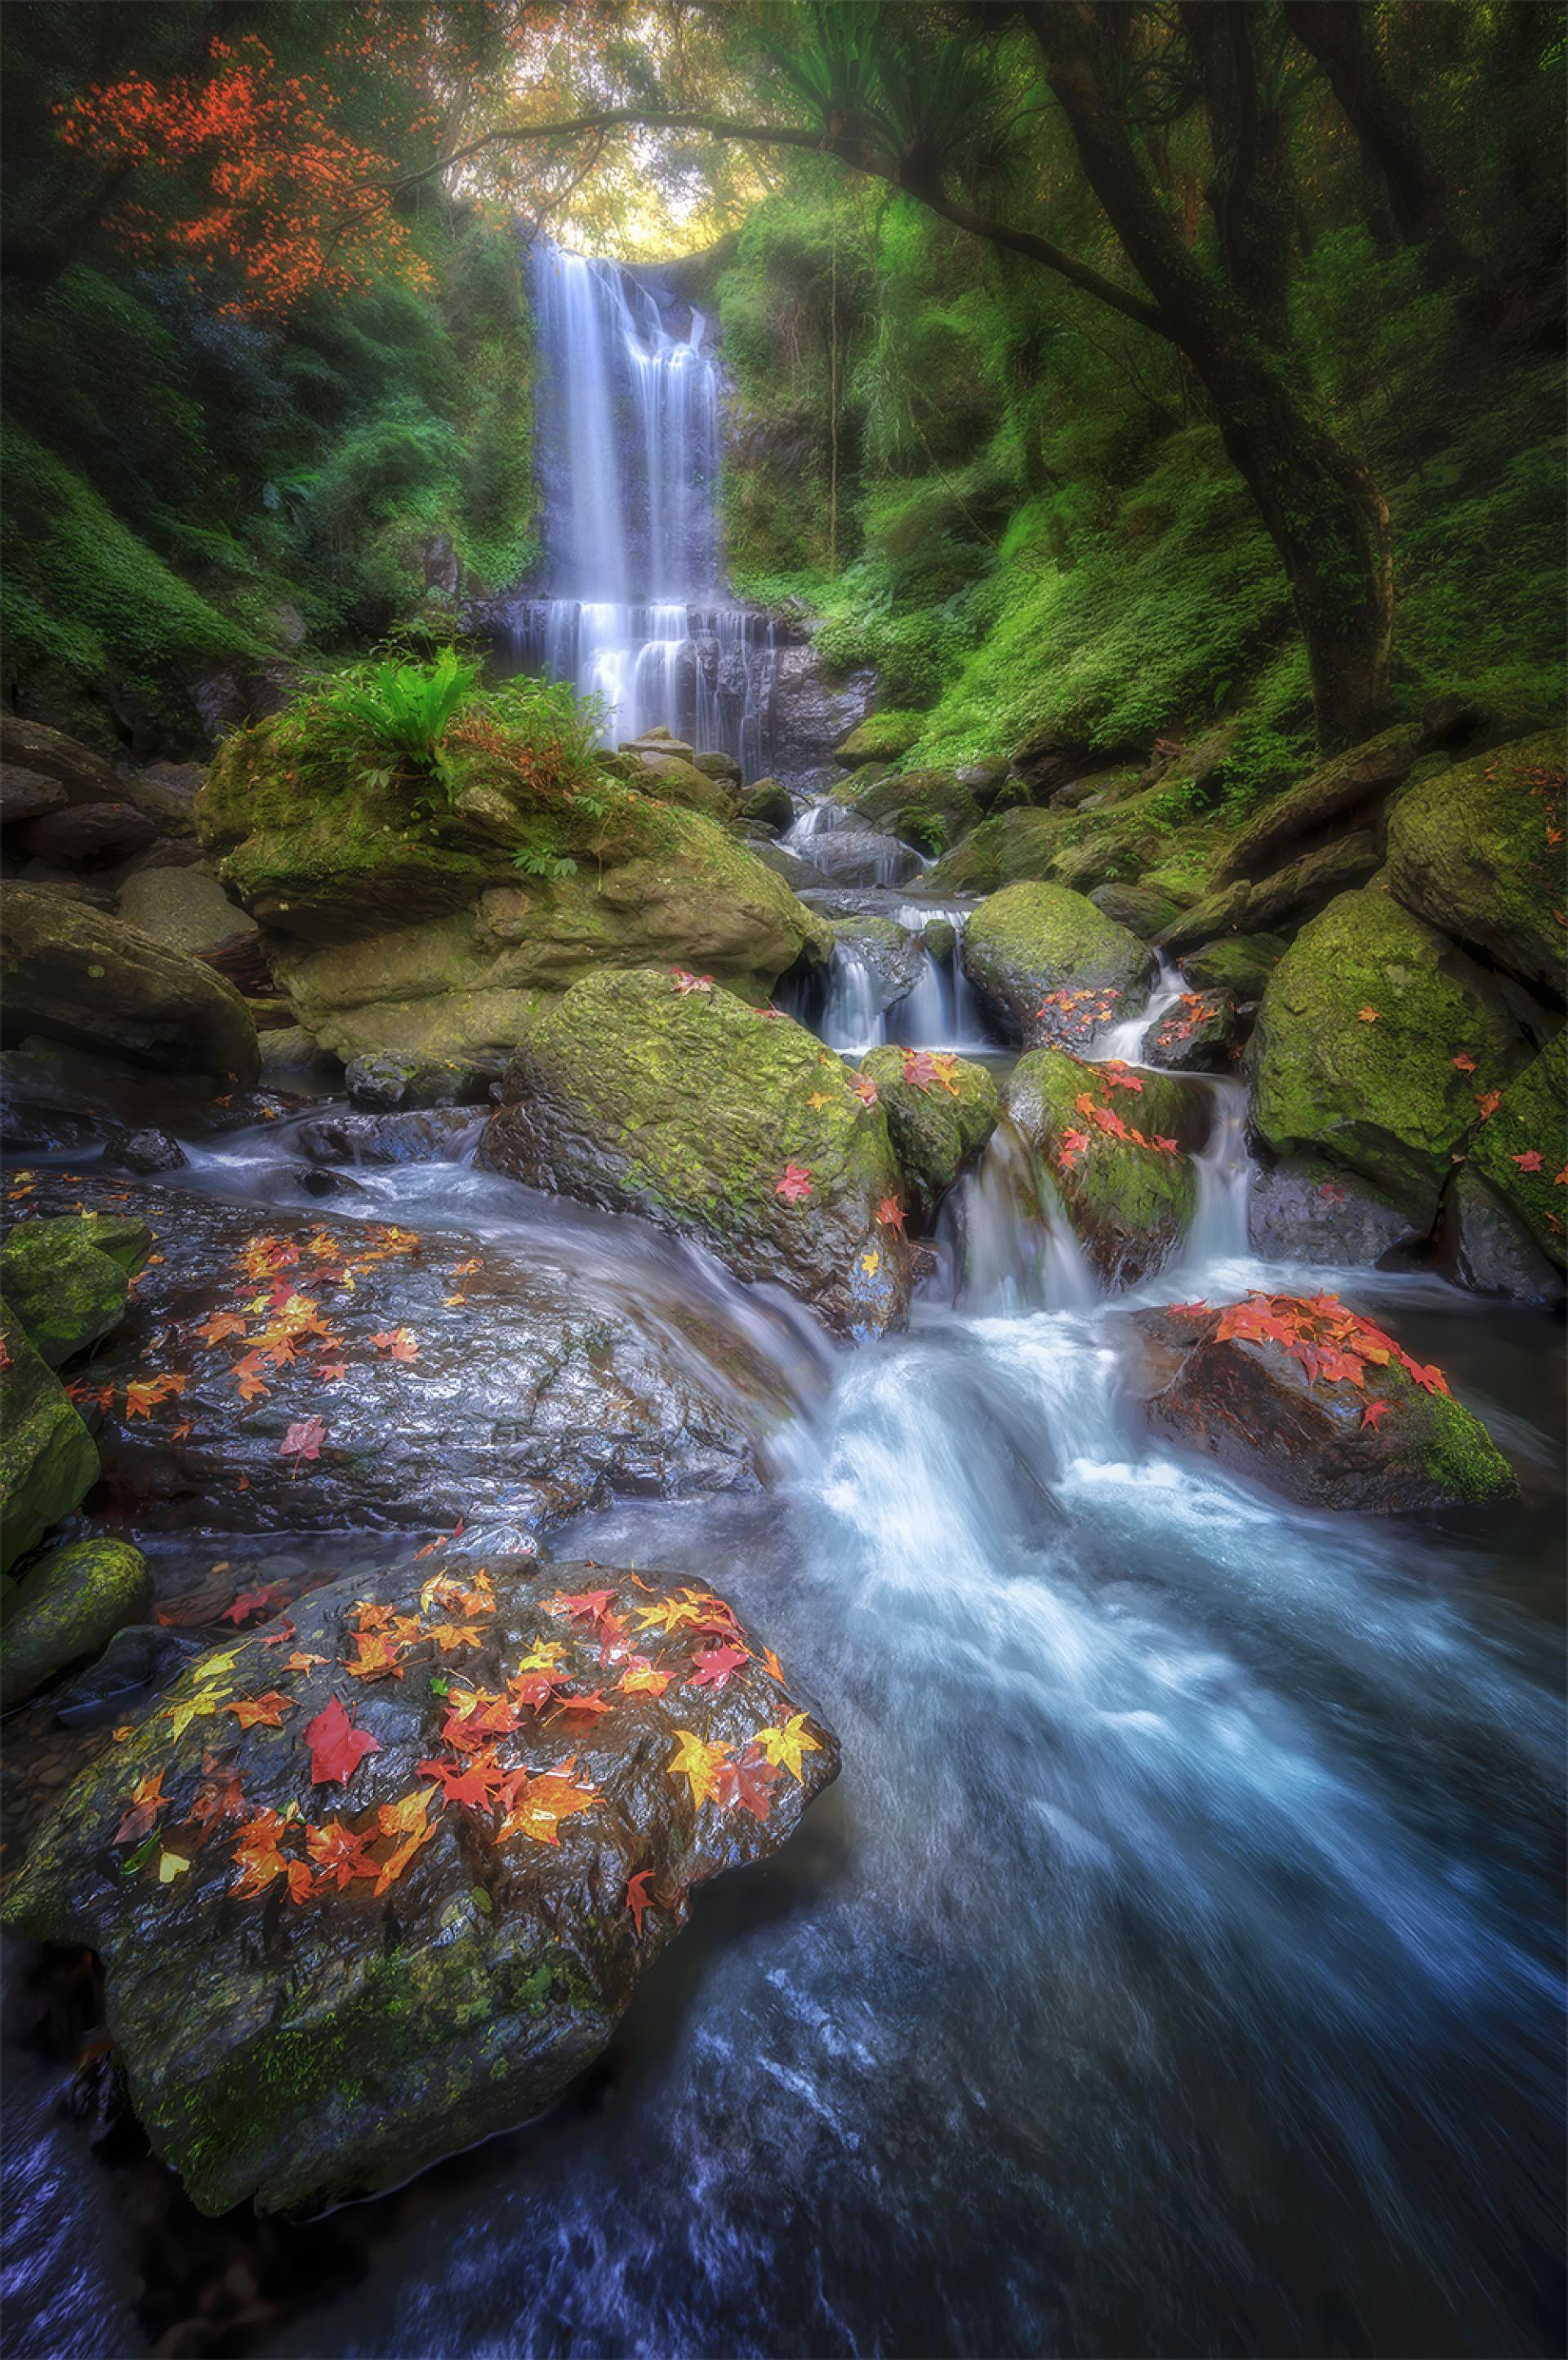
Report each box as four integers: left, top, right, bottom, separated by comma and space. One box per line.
157, 1849, 192, 1884
666, 1729, 731, 1809
753, 1713, 822, 1781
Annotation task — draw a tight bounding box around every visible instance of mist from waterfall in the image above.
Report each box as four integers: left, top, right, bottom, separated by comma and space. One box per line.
500, 239, 777, 776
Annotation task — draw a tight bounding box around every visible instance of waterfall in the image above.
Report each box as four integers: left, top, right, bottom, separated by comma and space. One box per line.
502, 239, 778, 775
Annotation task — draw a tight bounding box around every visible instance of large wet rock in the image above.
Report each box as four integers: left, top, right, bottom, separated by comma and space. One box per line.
829, 915, 925, 1006
296, 1109, 477, 1167
24, 801, 158, 868
1214, 725, 1423, 884
835, 711, 924, 768
0, 716, 119, 805
1249, 888, 1529, 1227
1454, 1028, 1566, 1274
1437, 1167, 1565, 1305
1384, 729, 1566, 1001
1, 886, 261, 1086
1247, 1155, 1419, 1265
860, 1048, 1000, 1223
117, 864, 266, 994
2, 1551, 840, 2214
1005, 1049, 1200, 1287
0, 1212, 150, 1366
1145, 987, 1241, 1073
837, 768, 983, 857
1128, 1295, 1517, 1513
24, 1177, 775, 1537
1088, 881, 1181, 941
1158, 831, 1383, 956
478, 969, 913, 1339
1181, 933, 1286, 1002
198, 714, 830, 1064
792, 828, 923, 889
1, 1535, 151, 1711
962, 881, 1156, 1049
737, 778, 795, 830
0, 1304, 98, 1575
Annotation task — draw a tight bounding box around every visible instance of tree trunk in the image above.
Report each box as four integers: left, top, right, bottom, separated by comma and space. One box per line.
1026, 1, 1392, 747
1281, 0, 1481, 286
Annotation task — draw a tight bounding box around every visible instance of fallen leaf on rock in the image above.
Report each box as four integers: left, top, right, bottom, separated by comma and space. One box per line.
114, 1773, 167, 1845
344, 1630, 404, 1681
753, 1713, 822, 1781
194, 1310, 248, 1348
849, 1073, 879, 1106
1512, 1149, 1544, 1172
157, 1849, 192, 1885
775, 1161, 814, 1205
280, 1416, 326, 1471
688, 1643, 750, 1692
876, 1195, 906, 1232
626, 1869, 654, 1937
1361, 1402, 1391, 1431
666, 1729, 731, 1810
305, 1818, 375, 1890
304, 1695, 381, 1786
1357, 1007, 1379, 1024
227, 1691, 294, 1730
1475, 1091, 1502, 1120
1451, 1052, 1477, 1073
370, 1327, 418, 1362
619, 1657, 674, 1698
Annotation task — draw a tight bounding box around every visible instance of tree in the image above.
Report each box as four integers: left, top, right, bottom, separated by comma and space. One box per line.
368, 1, 1396, 747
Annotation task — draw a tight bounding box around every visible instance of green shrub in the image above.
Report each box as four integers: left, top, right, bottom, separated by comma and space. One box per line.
310, 646, 480, 797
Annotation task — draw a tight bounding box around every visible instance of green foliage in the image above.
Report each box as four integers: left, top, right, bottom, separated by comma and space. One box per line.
310, 647, 480, 796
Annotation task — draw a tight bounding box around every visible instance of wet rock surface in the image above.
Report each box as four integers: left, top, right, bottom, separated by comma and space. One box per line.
295, 1108, 479, 1167
1005, 1049, 1201, 1287
1, 1535, 151, 1712
1128, 1296, 1518, 1514
861, 1048, 1000, 1223
1247, 1154, 1419, 1265
2, 1553, 840, 2215
17, 1174, 777, 1538
1145, 987, 1242, 1073
479, 969, 914, 1339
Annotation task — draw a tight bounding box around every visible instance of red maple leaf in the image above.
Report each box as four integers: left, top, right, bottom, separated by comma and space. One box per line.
1475, 1091, 1502, 1120
1361, 1401, 1391, 1431
875, 1195, 906, 1232
713, 1746, 782, 1822
671, 967, 715, 995
221, 1583, 290, 1626
303, 1694, 381, 1786
280, 1415, 326, 1470
227, 1690, 294, 1730
902, 1050, 939, 1091
1451, 1051, 1477, 1073
417, 1751, 506, 1809
775, 1161, 814, 1204
305, 1818, 376, 1890
1512, 1149, 1544, 1172
688, 1642, 749, 1691
626, 1868, 655, 1938
370, 1327, 418, 1361
114, 1772, 167, 1846
550, 1588, 617, 1623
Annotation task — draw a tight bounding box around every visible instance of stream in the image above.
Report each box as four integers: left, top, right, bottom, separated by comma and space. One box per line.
4, 978, 1563, 2360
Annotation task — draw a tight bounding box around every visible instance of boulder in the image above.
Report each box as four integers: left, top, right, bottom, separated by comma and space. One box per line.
0, 716, 119, 804
1145, 987, 1241, 1073
619, 728, 695, 760
1088, 881, 1180, 940
838, 768, 983, 857
750, 843, 826, 890
477, 970, 913, 1338
122, 761, 204, 837
1181, 934, 1286, 1002
1128, 1296, 1517, 1514
927, 798, 1160, 899
691, 750, 743, 787
117, 865, 265, 993
21, 1176, 776, 1538
0, 1213, 150, 1366
829, 915, 926, 1007
1, 1551, 839, 2214
102, 1128, 189, 1176
1384, 729, 1566, 1002
791, 828, 923, 888
1249, 888, 1528, 1227
737, 778, 795, 830
257, 1026, 343, 1099
1215, 725, 1423, 883
0, 1304, 99, 1575
0, 765, 67, 826
345, 1051, 494, 1112
1436, 1167, 1565, 1305
1, 1536, 151, 1711
198, 716, 831, 1062
1159, 832, 1382, 956
860, 1048, 1000, 1221
0, 886, 261, 1085
1247, 1154, 1419, 1265
961, 881, 1156, 1049
24, 801, 158, 868
834, 711, 925, 768
621, 751, 737, 824
1005, 1049, 1200, 1287
1455, 1028, 1566, 1271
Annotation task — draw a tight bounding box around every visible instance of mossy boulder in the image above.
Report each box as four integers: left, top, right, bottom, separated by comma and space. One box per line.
1, 886, 261, 1086
1384, 729, 1566, 1000
1249, 889, 1529, 1227
830, 916, 925, 1006
0, 1213, 150, 1366
0, 1302, 99, 1575
477, 970, 913, 1338
927, 794, 1163, 900
1160, 832, 1382, 956
860, 1049, 1000, 1221
1, 1551, 839, 2215
839, 767, 983, 857
834, 711, 925, 768
199, 719, 829, 1063
1088, 881, 1181, 940
1182, 934, 1287, 1002
1006, 1050, 1200, 1287
737, 778, 795, 830
1458, 1028, 1566, 1271
1129, 1299, 1517, 1515
617, 751, 737, 824
1145, 987, 1241, 1073
1215, 724, 1423, 884
1, 1534, 150, 1711
962, 881, 1156, 1049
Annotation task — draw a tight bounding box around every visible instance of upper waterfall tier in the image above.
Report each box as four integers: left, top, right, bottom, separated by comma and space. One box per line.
530, 239, 724, 606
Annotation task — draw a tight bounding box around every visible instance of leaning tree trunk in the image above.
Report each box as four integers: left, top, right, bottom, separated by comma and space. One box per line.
1027, 0, 1393, 749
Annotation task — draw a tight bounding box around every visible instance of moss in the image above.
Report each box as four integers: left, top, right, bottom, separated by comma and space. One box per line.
962, 881, 1156, 1044
861, 1049, 1000, 1215
1463, 1030, 1567, 1269
0, 1217, 147, 1368
1007, 1049, 1198, 1286
1181, 934, 1288, 1001
1249, 887, 1530, 1224
835, 711, 928, 766
1411, 1383, 1518, 1506
0, 1300, 99, 1576
1385, 727, 1566, 998
0, 1535, 150, 1711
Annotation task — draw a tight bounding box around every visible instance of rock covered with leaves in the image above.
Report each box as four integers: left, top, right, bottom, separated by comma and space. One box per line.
478, 968, 915, 1338
1004, 1049, 1201, 1287
23, 1175, 773, 1538
1128, 1293, 1517, 1514
860, 1046, 1000, 1222
2, 1551, 840, 2215
960, 881, 1156, 1049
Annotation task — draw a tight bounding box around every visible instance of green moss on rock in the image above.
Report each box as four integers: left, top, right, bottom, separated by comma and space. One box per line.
1007, 1048, 1200, 1287
1182, 934, 1287, 1001
1385, 727, 1566, 998
477, 970, 912, 1336
1250, 888, 1529, 1225
1, 1534, 150, 1711
0, 1215, 149, 1367
0, 1300, 99, 1576
835, 711, 926, 767
1463, 1029, 1566, 1269
962, 881, 1156, 1047
861, 1049, 1000, 1218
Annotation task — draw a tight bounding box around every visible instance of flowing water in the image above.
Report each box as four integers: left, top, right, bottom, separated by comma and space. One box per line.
5, 979, 1563, 2360
488, 241, 778, 773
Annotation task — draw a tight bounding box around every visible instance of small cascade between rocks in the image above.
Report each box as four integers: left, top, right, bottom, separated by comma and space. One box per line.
783, 898, 996, 1058
492, 239, 778, 774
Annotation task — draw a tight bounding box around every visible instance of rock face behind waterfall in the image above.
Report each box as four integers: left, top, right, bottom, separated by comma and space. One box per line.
18, 1176, 770, 1537
1127, 1298, 1517, 1514
196, 721, 830, 1066
2, 1555, 840, 2215
478, 970, 914, 1337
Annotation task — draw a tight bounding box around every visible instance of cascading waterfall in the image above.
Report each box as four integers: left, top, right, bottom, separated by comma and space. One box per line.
784, 899, 996, 1057
501, 239, 777, 774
